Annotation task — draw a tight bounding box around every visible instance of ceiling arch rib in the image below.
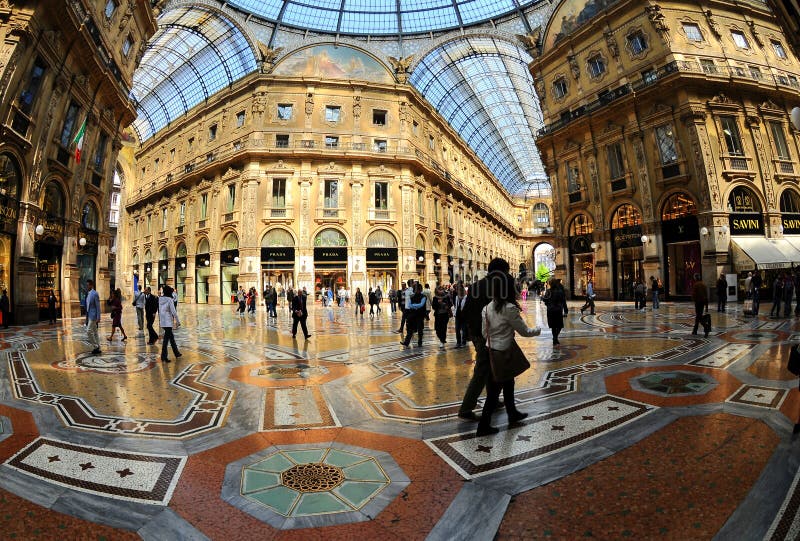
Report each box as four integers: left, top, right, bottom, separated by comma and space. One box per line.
409, 36, 548, 198
130, 6, 258, 141
226, 0, 537, 36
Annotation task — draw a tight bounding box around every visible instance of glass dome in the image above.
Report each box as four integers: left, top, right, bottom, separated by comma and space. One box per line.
227, 0, 540, 35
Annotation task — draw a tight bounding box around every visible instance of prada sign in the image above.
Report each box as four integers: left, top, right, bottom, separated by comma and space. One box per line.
366, 247, 397, 262
261, 247, 295, 262
782, 214, 800, 235
729, 213, 764, 236
314, 247, 347, 262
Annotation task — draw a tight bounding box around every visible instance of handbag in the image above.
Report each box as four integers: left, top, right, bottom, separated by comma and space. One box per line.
788, 344, 800, 376
483, 305, 531, 382
360, 304, 365, 314
294, 309, 303, 317
743, 298, 754, 314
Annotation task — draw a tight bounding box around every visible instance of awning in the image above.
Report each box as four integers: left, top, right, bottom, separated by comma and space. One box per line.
782, 235, 800, 256
730, 237, 800, 270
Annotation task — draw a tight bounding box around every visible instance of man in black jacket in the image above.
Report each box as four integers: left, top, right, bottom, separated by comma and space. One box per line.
144, 287, 159, 344
291, 287, 311, 339
457, 258, 510, 421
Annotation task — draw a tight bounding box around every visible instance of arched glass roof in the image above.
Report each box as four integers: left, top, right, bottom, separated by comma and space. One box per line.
409, 37, 548, 197
130, 6, 258, 141
227, 0, 539, 36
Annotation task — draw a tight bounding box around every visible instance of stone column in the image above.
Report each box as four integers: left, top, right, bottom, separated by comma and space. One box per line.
296, 177, 313, 288
400, 180, 415, 283
14, 202, 39, 323
238, 177, 261, 289
350, 177, 364, 288
62, 221, 81, 318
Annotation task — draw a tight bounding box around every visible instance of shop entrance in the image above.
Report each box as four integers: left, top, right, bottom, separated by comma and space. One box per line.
615, 246, 644, 301
315, 270, 346, 303
36, 242, 62, 320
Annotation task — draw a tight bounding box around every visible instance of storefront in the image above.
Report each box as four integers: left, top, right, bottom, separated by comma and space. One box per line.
35, 216, 64, 320
174, 243, 187, 301
568, 213, 595, 297
157, 246, 169, 289
313, 228, 348, 300
660, 193, 700, 300
78, 202, 100, 310
366, 247, 398, 292
0, 154, 21, 322
261, 229, 296, 293
195, 238, 210, 304
610, 204, 643, 301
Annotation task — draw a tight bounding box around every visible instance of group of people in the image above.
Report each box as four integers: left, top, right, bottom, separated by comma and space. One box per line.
631, 276, 663, 310
87, 281, 181, 362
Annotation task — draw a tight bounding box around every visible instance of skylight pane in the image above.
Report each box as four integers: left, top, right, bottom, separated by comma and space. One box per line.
402, 7, 458, 33
345, 0, 397, 9
228, 0, 284, 19
282, 4, 339, 31
341, 11, 398, 33
457, 0, 516, 24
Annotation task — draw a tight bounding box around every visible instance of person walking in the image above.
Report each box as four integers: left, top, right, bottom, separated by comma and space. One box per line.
368, 288, 377, 317
476, 272, 541, 436
264, 285, 271, 312
286, 287, 295, 316
580, 279, 596, 315
0, 289, 9, 328
432, 286, 453, 349
236, 286, 246, 316
752, 270, 763, 315
691, 273, 709, 337
354, 287, 365, 317
85, 280, 101, 354
47, 290, 58, 324
771, 275, 784, 318
144, 286, 159, 344
395, 280, 414, 333
453, 283, 468, 348
133, 288, 145, 332
716, 273, 727, 312
784, 272, 795, 318
457, 258, 511, 421
268, 287, 278, 317
422, 283, 433, 322
107, 289, 128, 342
375, 286, 383, 314
400, 283, 427, 347
158, 285, 181, 362
291, 287, 311, 339
388, 287, 397, 313
650, 276, 661, 309
544, 278, 568, 346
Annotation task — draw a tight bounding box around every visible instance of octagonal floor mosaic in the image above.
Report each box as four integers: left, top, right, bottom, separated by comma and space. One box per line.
0, 300, 799, 540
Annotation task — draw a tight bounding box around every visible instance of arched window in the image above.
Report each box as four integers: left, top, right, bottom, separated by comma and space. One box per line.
432, 238, 442, 254
0, 154, 21, 200
314, 228, 347, 247
222, 232, 238, 250
728, 186, 761, 213
197, 238, 210, 254
366, 229, 398, 248
568, 214, 594, 236
661, 192, 697, 221
159, 246, 168, 260
43, 181, 65, 217
81, 202, 99, 231
132, 253, 139, 266
611, 204, 642, 229
262, 229, 295, 247
144, 249, 152, 263
415, 234, 426, 250
176, 243, 187, 257
780, 190, 800, 214
532, 203, 550, 227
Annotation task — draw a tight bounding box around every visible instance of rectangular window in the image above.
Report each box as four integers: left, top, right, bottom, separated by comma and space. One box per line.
170, 148, 175, 161
772, 40, 788, 59
731, 31, 750, 49
769, 121, 791, 159
749, 65, 762, 79
153, 157, 160, 173
325, 106, 341, 122
374, 139, 387, 152
374, 182, 388, 209
567, 162, 580, 192
236, 110, 245, 127
188, 137, 194, 151
553, 77, 568, 98
19, 58, 46, 115
275, 134, 289, 147
122, 35, 134, 57
700, 59, 717, 74
628, 32, 647, 54
325, 135, 339, 148
588, 55, 606, 78
272, 178, 286, 208
227, 184, 236, 212
200, 193, 208, 219
59, 102, 80, 148
720, 116, 744, 155
428, 135, 435, 150
162, 208, 167, 231
373, 110, 387, 125
93, 132, 109, 171
147, 215, 152, 234
607, 143, 625, 180
104, 0, 118, 19
654, 125, 678, 164
412, 121, 419, 135
208, 124, 217, 141
179, 201, 185, 226
683, 23, 703, 42
324, 180, 339, 208
277, 104, 293, 120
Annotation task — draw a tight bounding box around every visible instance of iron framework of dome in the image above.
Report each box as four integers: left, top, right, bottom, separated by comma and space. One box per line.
226, 0, 540, 36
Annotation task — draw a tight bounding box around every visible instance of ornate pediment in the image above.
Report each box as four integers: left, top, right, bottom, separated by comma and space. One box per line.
221, 168, 240, 181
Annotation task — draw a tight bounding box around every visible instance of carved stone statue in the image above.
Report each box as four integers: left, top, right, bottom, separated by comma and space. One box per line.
387, 56, 414, 83
568, 55, 580, 80
604, 31, 619, 58
645, 5, 669, 41
703, 10, 720, 38
517, 27, 542, 57
257, 42, 283, 73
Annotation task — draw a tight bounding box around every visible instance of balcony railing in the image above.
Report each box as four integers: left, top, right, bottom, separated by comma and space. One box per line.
264, 207, 294, 220
778, 161, 795, 175
316, 207, 344, 220
367, 208, 396, 221
197, 219, 208, 229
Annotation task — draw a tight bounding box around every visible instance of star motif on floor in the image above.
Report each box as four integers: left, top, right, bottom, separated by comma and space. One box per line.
516, 435, 532, 442
551, 425, 565, 431
116, 468, 134, 478
47, 455, 60, 462
476, 445, 493, 453
608, 406, 620, 411
582, 415, 595, 421
79, 462, 95, 471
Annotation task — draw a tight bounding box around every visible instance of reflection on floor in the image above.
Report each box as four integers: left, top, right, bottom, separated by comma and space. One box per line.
0, 299, 799, 539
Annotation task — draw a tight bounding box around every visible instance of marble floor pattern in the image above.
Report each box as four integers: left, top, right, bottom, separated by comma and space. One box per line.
0, 299, 799, 539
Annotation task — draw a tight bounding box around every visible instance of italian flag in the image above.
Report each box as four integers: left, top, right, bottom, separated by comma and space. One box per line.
72, 117, 87, 164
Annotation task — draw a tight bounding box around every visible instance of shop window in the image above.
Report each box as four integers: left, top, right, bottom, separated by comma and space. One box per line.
731, 30, 750, 49
277, 104, 292, 120
683, 23, 703, 42
81, 203, 99, 231
627, 32, 648, 55
769, 121, 791, 159
553, 77, 568, 99
373, 110, 386, 126
780, 190, 800, 213
772, 40, 788, 59
728, 186, 761, 213
272, 178, 286, 208
567, 162, 580, 192
661, 193, 697, 220
236, 110, 245, 127
569, 214, 594, 236
324, 180, 339, 209
275, 134, 289, 147
227, 184, 236, 212
587, 55, 606, 78
611, 204, 642, 228
325, 106, 341, 122
720, 116, 744, 156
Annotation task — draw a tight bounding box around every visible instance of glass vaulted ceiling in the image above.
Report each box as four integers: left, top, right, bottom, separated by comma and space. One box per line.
410, 37, 548, 197
130, 6, 258, 141
227, 0, 539, 36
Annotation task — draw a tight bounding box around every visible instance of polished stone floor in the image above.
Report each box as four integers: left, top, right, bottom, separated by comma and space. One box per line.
1, 297, 799, 539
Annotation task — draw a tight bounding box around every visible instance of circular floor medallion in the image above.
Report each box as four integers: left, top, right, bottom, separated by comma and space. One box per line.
52, 352, 157, 374
281, 463, 345, 492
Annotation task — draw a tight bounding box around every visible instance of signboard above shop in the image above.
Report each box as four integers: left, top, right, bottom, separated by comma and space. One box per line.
366, 247, 397, 262
729, 213, 764, 236
314, 247, 347, 263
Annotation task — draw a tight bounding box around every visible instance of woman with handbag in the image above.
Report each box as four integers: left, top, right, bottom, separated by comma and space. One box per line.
107, 288, 128, 342
476, 273, 541, 437
354, 287, 365, 318
544, 278, 568, 346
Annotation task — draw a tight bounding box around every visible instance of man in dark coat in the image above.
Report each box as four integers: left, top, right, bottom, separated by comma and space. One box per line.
291, 287, 311, 339
0, 289, 9, 328
457, 258, 510, 421
144, 286, 159, 344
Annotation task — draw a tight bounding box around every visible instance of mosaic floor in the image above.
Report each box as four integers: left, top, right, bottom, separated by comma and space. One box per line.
1, 299, 799, 539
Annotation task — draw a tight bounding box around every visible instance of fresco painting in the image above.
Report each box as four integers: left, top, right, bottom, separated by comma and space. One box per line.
273, 44, 393, 83
545, 0, 622, 50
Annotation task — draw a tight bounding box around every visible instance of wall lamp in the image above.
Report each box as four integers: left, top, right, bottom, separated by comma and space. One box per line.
234, 256, 240, 263
180, 262, 186, 269
700, 227, 709, 237
590, 242, 601, 251
79, 237, 87, 247
204, 259, 210, 266
418, 255, 424, 262
640, 235, 650, 244
35, 224, 44, 236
